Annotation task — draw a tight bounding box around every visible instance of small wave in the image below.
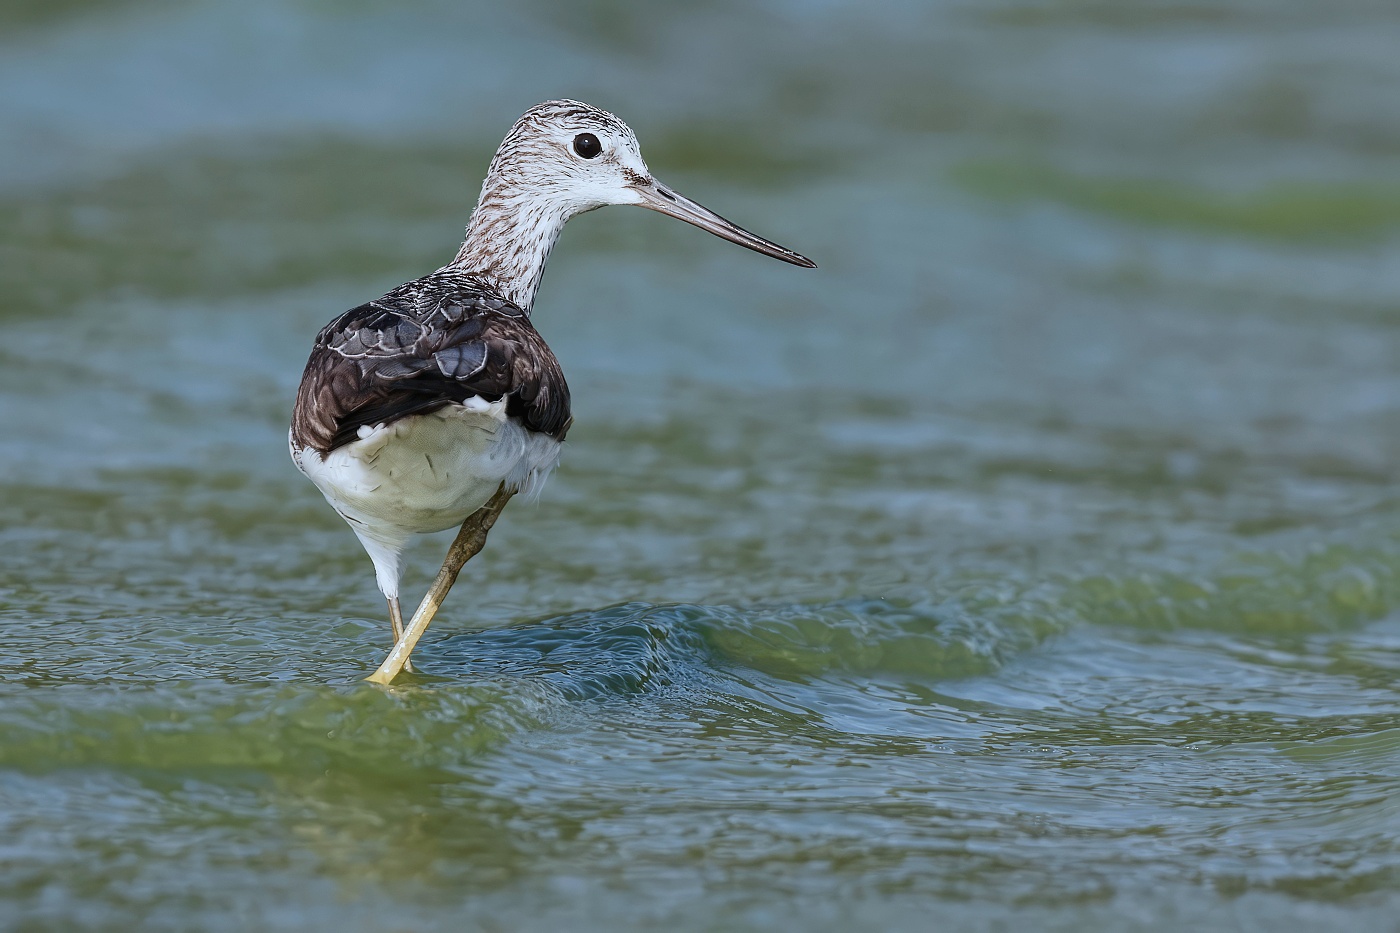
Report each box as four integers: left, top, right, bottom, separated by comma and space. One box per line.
439, 532, 1400, 689
430, 602, 711, 699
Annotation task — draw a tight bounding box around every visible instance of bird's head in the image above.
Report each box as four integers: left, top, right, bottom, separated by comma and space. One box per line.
485, 99, 816, 268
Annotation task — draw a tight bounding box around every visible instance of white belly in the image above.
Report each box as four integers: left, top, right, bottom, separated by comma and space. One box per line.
290, 396, 562, 597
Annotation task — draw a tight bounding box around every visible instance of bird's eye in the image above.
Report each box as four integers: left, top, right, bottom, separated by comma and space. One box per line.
572, 133, 602, 159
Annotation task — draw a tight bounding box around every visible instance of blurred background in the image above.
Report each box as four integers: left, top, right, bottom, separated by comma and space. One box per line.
2, 1, 1400, 930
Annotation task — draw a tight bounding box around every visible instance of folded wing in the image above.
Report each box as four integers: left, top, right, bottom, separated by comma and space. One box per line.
291, 271, 572, 455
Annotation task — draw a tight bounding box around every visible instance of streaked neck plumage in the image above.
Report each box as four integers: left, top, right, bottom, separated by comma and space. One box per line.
446, 170, 575, 314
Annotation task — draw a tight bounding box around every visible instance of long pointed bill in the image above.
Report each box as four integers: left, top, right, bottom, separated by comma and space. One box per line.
631, 179, 817, 268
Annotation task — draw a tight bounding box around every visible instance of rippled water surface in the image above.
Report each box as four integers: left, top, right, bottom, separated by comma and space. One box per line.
4, 1, 1400, 930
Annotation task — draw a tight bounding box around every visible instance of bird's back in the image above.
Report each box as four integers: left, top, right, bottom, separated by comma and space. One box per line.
290, 269, 572, 459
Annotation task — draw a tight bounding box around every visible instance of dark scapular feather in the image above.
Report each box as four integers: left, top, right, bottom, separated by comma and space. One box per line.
290, 269, 572, 455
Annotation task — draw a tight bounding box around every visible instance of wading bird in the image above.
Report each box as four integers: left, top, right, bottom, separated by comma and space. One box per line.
290, 100, 815, 683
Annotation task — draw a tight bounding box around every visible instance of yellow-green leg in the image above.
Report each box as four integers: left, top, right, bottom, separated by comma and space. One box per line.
367, 485, 515, 684
387, 597, 414, 674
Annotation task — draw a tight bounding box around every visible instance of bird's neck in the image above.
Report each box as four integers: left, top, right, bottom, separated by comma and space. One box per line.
446, 178, 572, 313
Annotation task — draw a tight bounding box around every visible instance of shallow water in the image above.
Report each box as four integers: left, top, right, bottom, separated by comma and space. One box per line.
3, 1, 1400, 930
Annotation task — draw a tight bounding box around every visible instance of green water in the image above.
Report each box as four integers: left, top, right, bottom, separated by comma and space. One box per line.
3, 1, 1400, 930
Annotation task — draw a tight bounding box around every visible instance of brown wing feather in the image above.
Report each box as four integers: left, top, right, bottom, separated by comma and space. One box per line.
290, 270, 571, 455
